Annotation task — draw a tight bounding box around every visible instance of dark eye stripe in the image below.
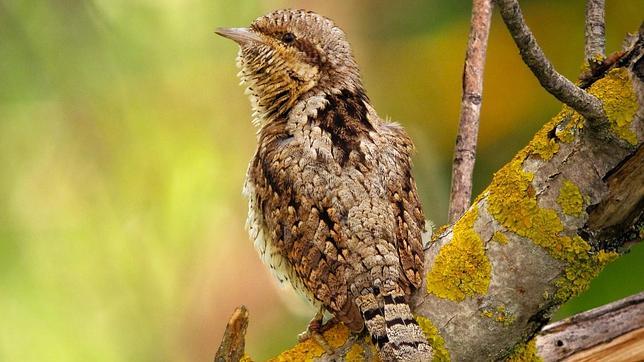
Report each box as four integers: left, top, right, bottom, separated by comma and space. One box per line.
251, 25, 322, 65
292, 39, 322, 64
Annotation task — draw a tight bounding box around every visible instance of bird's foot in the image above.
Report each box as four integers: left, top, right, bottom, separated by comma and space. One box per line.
298, 309, 335, 356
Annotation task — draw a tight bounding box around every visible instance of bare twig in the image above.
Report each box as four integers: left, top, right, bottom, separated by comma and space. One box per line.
537, 292, 644, 361
448, 0, 494, 223
585, 0, 606, 62
496, 0, 607, 124
215, 306, 249, 362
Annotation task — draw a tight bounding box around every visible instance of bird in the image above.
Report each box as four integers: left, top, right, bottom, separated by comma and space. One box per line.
216, 9, 432, 361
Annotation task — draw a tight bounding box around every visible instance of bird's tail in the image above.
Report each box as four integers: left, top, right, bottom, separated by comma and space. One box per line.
357, 288, 432, 361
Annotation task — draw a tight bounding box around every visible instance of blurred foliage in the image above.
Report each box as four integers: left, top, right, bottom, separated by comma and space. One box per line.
0, 0, 641, 361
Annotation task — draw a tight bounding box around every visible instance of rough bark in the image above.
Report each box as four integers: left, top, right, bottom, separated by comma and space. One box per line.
584, 0, 606, 62
537, 292, 644, 361
215, 306, 250, 362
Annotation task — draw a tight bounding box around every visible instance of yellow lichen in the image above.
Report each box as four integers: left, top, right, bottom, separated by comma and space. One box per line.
493, 231, 509, 245
480, 304, 516, 326
556, 111, 582, 144
240, 353, 254, 362
589, 53, 605, 64
552, 105, 583, 144
486, 155, 556, 241
345, 343, 366, 362
528, 116, 561, 160
364, 336, 381, 362
431, 224, 450, 242
485, 141, 616, 302
269, 323, 351, 362
527, 67, 639, 153
416, 316, 451, 362
556, 127, 575, 143
554, 248, 618, 301
425, 205, 492, 301
587, 68, 638, 145
557, 180, 584, 216
506, 339, 542, 362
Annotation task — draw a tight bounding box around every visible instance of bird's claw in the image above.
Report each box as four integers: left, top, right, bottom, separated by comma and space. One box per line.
298, 310, 335, 356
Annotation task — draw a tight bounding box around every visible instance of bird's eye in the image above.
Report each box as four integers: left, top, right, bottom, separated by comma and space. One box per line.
281, 32, 296, 44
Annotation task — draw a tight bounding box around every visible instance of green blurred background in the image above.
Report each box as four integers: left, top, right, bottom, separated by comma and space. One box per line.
1, 0, 642, 360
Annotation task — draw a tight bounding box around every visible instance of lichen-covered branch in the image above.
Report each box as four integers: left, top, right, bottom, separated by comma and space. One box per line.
496, 0, 607, 124
585, 0, 606, 62
413, 63, 642, 361
253, 39, 643, 361
448, 0, 494, 224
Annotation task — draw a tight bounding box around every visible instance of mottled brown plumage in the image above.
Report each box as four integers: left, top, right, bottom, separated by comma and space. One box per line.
217, 9, 431, 361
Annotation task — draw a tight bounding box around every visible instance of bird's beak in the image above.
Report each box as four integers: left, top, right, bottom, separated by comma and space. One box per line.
215, 27, 262, 45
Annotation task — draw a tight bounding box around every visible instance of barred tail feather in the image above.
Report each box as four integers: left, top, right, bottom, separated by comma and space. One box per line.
358, 290, 432, 361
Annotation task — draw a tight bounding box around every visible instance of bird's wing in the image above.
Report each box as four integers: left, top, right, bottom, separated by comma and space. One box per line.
379, 122, 427, 290
246, 125, 365, 331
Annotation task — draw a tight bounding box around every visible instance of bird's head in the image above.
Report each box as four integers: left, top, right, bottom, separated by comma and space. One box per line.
216, 9, 364, 124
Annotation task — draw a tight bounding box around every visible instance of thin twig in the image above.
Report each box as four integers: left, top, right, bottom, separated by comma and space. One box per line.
496, 0, 607, 124
448, 0, 494, 224
585, 0, 606, 62
215, 306, 249, 362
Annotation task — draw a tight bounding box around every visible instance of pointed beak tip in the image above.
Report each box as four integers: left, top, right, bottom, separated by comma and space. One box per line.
214, 27, 228, 37
214, 27, 260, 45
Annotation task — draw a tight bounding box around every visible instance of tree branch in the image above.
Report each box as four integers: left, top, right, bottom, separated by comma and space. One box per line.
585, 0, 606, 62
413, 61, 642, 361
496, 0, 607, 124
225, 292, 644, 361
448, 0, 494, 223
537, 291, 644, 361
215, 306, 249, 362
